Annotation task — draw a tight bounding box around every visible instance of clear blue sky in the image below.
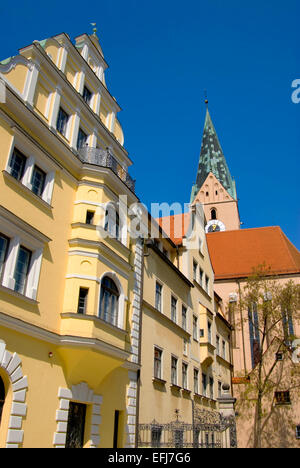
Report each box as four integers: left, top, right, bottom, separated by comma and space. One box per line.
1, 0, 299, 249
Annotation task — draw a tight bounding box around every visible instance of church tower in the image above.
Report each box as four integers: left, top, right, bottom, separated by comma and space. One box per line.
191, 106, 241, 232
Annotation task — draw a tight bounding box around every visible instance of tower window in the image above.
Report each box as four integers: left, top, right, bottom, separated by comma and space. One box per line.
211, 209, 217, 220
206, 192, 209, 197
99, 276, 119, 326
77, 287, 88, 314
85, 210, 95, 225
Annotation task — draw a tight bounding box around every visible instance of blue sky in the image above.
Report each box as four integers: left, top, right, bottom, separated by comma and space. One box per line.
1, 0, 299, 249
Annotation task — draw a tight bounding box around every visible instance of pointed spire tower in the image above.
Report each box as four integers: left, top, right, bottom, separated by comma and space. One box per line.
191, 103, 241, 232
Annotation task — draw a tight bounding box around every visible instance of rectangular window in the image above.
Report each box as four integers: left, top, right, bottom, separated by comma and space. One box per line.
216, 335, 220, 355
182, 362, 188, 389
248, 303, 260, 368
208, 321, 212, 344
218, 381, 222, 398
82, 86, 92, 106
56, 107, 69, 137
85, 210, 95, 225
222, 340, 226, 359
77, 128, 88, 150
183, 339, 188, 355
9, 148, 26, 181
77, 287, 88, 314
193, 261, 197, 281
65, 402, 87, 448
182, 305, 187, 330
171, 296, 177, 323
202, 373, 207, 396
275, 391, 291, 405
193, 315, 198, 340
282, 308, 294, 344
154, 347, 162, 380
155, 282, 162, 312
0, 234, 9, 278
194, 369, 199, 394
31, 165, 46, 197
209, 377, 214, 399
13, 246, 32, 295
296, 425, 300, 439
171, 356, 178, 385
205, 275, 210, 294
199, 268, 204, 287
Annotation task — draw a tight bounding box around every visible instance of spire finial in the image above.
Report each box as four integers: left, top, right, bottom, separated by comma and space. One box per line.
91, 22, 97, 36
204, 90, 208, 108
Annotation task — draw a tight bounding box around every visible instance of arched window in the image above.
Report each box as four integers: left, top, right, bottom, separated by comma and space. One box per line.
211, 208, 217, 220
0, 376, 5, 424
99, 276, 119, 326
104, 204, 120, 240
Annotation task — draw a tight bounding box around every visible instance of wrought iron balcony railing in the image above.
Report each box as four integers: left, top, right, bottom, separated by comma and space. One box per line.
78, 146, 136, 193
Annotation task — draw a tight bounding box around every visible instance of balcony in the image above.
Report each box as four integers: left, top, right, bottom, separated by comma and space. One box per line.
79, 147, 136, 193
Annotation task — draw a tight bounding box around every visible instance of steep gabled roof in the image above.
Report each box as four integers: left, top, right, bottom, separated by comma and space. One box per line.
191, 109, 236, 202
206, 226, 300, 280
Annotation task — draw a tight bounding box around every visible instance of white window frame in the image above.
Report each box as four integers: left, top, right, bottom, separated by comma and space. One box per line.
0, 206, 50, 300
153, 345, 163, 381
6, 129, 56, 205
182, 361, 188, 390
98, 271, 126, 330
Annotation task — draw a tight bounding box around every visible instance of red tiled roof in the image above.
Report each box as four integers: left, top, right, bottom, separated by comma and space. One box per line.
206, 226, 300, 279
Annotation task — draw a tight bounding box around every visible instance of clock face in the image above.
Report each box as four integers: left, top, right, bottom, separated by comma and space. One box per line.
205, 219, 225, 233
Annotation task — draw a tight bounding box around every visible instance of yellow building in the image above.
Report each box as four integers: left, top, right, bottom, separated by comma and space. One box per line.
137, 206, 235, 448
0, 31, 141, 448
0, 30, 236, 449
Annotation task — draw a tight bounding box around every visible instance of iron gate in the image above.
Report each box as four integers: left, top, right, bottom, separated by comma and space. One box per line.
138, 408, 237, 448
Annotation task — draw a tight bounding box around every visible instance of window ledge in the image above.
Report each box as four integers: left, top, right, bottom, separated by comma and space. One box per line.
182, 388, 191, 394
0, 284, 39, 305
170, 384, 181, 391
2, 170, 53, 210
60, 312, 127, 336
152, 377, 166, 385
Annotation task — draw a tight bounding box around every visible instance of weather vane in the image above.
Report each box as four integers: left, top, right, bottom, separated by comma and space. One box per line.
91, 23, 97, 35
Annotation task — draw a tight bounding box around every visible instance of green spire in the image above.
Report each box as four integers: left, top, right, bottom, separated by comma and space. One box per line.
191, 108, 237, 202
